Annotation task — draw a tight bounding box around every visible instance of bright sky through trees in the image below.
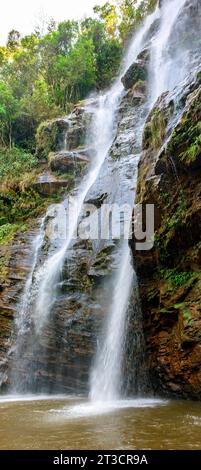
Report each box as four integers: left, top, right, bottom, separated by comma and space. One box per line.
0, 0, 107, 45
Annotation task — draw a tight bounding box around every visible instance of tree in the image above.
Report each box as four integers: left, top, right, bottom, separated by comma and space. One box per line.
81, 18, 122, 88
118, 0, 158, 41
52, 36, 96, 108
94, 2, 119, 38
0, 82, 19, 147
7, 30, 21, 51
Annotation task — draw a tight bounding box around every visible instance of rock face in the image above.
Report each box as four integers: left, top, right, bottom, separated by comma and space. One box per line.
1, 0, 201, 399
131, 69, 201, 399
0, 228, 38, 388
36, 119, 69, 159
36, 103, 93, 159
34, 171, 71, 196
122, 59, 148, 90
49, 150, 89, 174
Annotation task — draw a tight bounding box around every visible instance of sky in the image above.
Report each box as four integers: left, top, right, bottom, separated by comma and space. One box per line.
0, 0, 107, 45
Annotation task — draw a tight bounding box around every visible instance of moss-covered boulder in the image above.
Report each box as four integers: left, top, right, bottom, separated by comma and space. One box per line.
122, 60, 148, 90
36, 119, 68, 159
36, 104, 93, 160
49, 150, 89, 174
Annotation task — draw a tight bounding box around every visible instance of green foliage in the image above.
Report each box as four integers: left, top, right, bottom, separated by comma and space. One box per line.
0, 147, 37, 186
166, 191, 186, 230
118, 0, 158, 41
0, 223, 18, 244
0, 0, 155, 151
166, 83, 201, 167
94, 2, 119, 38
0, 81, 19, 147
160, 268, 198, 287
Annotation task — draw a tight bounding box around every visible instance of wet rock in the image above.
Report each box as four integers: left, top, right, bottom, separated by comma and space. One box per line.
0, 228, 38, 386
132, 70, 201, 400
36, 102, 93, 159
49, 150, 89, 174
36, 119, 69, 159
35, 171, 70, 196
122, 60, 148, 90
85, 193, 108, 208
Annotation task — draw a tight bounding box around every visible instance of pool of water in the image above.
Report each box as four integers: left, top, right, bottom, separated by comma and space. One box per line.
0, 395, 201, 450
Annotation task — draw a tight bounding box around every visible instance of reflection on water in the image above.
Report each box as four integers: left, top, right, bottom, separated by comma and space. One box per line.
0, 396, 201, 450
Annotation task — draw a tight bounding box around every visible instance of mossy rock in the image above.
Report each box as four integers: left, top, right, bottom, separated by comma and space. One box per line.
122, 61, 148, 90
143, 95, 174, 151
166, 85, 201, 169
36, 119, 68, 159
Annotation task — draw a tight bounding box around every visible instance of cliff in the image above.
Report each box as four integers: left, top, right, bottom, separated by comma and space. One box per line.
0, 0, 200, 400
131, 0, 201, 399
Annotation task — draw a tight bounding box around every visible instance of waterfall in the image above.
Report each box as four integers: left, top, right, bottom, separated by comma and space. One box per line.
150, 0, 187, 103
8, 2, 159, 395
7, 0, 193, 397
90, 0, 191, 402
10, 217, 46, 391
89, 9, 161, 402
90, 245, 134, 401
31, 93, 120, 334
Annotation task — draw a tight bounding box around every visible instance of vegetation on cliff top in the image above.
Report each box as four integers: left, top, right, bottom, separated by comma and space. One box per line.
0, 1, 156, 245
0, 1, 156, 152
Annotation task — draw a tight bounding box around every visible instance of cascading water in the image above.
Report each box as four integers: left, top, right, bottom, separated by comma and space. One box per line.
9, 90, 122, 392
150, 0, 187, 104
90, 245, 134, 401
6, 0, 194, 400
89, 9, 161, 402
31, 92, 121, 335
90, 0, 191, 403
8, 2, 158, 395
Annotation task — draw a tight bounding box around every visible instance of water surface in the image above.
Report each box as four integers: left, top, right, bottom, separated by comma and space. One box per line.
0, 396, 200, 450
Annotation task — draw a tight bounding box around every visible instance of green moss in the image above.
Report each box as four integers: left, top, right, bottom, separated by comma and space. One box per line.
180, 133, 201, 163
166, 88, 201, 166
132, 79, 147, 95
160, 268, 199, 287
166, 191, 186, 230
143, 108, 167, 150
0, 223, 19, 244
36, 120, 66, 159
151, 109, 166, 149
197, 71, 201, 83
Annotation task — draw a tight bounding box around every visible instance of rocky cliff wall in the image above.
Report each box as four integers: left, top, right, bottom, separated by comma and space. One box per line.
130, 0, 201, 398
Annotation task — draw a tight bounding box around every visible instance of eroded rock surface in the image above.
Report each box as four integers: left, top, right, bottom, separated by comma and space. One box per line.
131, 70, 201, 399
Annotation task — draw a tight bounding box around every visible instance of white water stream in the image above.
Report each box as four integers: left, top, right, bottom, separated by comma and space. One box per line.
7, 0, 191, 405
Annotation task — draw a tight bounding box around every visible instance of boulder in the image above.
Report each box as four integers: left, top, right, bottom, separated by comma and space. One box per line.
122, 60, 148, 90
49, 150, 89, 174
34, 171, 70, 196
36, 103, 93, 159
36, 119, 69, 159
